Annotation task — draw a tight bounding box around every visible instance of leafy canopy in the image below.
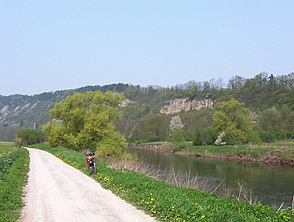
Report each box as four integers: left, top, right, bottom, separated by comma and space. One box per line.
43, 91, 127, 157
213, 98, 254, 144
15, 129, 45, 146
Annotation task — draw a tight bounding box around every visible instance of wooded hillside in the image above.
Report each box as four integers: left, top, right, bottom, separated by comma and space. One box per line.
0, 73, 293, 143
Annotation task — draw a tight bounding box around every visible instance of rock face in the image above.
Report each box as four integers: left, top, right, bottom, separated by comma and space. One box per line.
160, 98, 214, 115
119, 99, 136, 108
0, 105, 10, 121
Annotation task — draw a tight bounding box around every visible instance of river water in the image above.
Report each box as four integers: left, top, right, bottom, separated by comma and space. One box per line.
129, 148, 294, 208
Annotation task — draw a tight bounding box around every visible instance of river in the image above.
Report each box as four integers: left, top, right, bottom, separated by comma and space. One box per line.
129, 148, 294, 209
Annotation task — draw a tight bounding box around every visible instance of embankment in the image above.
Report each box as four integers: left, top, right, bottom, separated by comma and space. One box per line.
130, 142, 294, 166
183, 152, 294, 166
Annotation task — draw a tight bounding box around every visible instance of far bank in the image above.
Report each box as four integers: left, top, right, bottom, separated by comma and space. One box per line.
129, 140, 294, 166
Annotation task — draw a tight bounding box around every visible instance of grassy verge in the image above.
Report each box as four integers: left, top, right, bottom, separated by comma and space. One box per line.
175, 141, 294, 165
0, 148, 29, 222
30, 144, 293, 221
0, 142, 20, 179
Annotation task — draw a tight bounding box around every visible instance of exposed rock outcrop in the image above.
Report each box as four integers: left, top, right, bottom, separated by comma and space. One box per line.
160, 98, 213, 114
119, 99, 136, 108
0, 105, 10, 121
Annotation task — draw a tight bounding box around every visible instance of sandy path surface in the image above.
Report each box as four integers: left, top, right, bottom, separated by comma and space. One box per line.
20, 148, 155, 222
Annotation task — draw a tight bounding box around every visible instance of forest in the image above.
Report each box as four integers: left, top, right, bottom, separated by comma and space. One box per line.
117, 72, 294, 145
0, 72, 293, 144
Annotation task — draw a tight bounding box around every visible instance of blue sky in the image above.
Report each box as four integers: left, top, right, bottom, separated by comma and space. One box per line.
0, 1, 293, 95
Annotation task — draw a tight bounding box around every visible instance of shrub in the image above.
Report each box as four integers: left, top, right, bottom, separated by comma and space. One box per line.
192, 133, 202, 146
199, 127, 217, 145
15, 129, 45, 146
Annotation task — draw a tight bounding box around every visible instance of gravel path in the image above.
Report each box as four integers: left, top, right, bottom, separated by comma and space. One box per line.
19, 148, 155, 222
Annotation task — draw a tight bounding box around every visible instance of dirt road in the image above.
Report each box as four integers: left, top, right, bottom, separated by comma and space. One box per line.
20, 148, 155, 222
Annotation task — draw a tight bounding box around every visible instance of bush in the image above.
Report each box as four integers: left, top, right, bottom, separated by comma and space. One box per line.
199, 127, 217, 145
15, 129, 45, 146
273, 129, 287, 141
192, 133, 202, 146
258, 129, 288, 143
170, 129, 186, 144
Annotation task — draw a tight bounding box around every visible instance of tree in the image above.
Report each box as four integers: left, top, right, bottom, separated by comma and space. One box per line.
187, 84, 198, 100
169, 115, 185, 144
43, 91, 127, 157
16, 129, 45, 146
259, 107, 281, 132
130, 114, 170, 142
213, 99, 254, 144
180, 109, 214, 142
169, 115, 184, 131
258, 107, 286, 141
228, 75, 246, 89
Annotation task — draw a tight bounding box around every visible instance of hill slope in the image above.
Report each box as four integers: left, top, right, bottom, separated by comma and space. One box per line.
0, 73, 293, 142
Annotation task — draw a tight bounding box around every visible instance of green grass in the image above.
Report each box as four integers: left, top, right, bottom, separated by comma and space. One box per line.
0, 142, 17, 157
30, 144, 293, 221
0, 142, 20, 179
0, 148, 29, 222
177, 141, 294, 162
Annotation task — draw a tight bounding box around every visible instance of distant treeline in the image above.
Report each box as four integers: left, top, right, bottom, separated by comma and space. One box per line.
0, 72, 293, 143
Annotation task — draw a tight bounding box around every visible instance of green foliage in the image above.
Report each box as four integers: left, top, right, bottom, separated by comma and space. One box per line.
0, 143, 19, 178
192, 133, 202, 146
181, 109, 214, 137
259, 107, 282, 131
32, 144, 294, 222
169, 115, 186, 150
213, 98, 254, 144
170, 128, 186, 144
43, 91, 127, 157
15, 129, 45, 146
42, 122, 66, 147
187, 83, 198, 100
0, 73, 293, 143
258, 130, 276, 143
0, 148, 29, 222
258, 107, 290, 142
98, 131, 128, 157
130, 114, 170, 142
199, 127, 218, 145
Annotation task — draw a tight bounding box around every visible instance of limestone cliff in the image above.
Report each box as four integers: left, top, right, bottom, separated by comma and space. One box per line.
160, 98, 213, 114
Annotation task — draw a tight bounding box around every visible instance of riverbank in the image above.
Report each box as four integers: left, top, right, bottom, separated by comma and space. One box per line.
130, 141, 294, 166
30, 144, 293, 221
176, 141, 294, 166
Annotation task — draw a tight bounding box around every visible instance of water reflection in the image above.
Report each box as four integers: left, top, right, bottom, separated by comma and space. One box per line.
129, 148, 294, 208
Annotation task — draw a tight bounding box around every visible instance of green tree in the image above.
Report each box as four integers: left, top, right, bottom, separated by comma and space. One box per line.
258, 107, 287, 141
199, 127, 217, 145
280, 105, 294, 138
130, 114, 170, 142
15, 129, 45, 146
43, 91, 127, 157
188, 84, 198, 100
169, 115, 186, 148
213, 99, 254, 144
259, 107, 281, 131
